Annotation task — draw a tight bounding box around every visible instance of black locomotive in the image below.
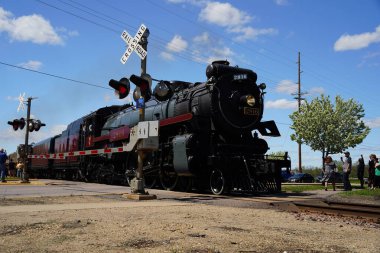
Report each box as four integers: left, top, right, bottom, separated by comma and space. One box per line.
29, 61, 290, 194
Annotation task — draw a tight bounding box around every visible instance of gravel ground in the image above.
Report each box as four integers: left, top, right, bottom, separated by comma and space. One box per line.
0, 194, 379, 253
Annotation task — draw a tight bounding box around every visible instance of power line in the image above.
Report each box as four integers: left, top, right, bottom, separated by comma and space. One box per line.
36, 0, 277, 83
150, 0, 379, 107
35, 0, 375, 109
35, 0, 120, 33
0, 61, 112, 90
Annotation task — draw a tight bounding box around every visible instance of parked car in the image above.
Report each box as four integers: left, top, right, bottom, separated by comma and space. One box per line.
281, 170, 293, 182
287, 173, 315, 183
316, 172, 343, 183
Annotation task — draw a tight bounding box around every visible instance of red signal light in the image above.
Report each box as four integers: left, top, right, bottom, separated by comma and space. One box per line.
130, 74, 151, 101
109, 77, 130, 99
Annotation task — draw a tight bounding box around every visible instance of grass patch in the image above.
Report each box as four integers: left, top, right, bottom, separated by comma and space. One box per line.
282, 184, 326, 193
338, 188, 380, 197
4, 177, 20, 181
282, 184, 380, 198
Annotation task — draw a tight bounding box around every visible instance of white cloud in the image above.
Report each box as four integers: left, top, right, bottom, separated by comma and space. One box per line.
334, 25, 380, 51
167, 0, 207, 6
161, 35, 188, 61
192, 45, 234, 64
309, 87, 325, 95
166, 35, 188, 52
197, 1, 277, 42
358, 51, 380, 68
275, 0, 289, 6
266, 99, 297, 109
6, 96, 19, 101
18, 60, 42, 71
56, 27, 79, 38
230, 26, 278, 42
191, 31, 237, 64
1, 124, 67, 145
275, 80, 324, 97
49, 124, 67, 136
2, 128, 25, 142
199, 2, 252, 28
193, 32, 210, 44
104, 94, 112, 102
160, 51, 175, 61
275, 80, 298, 94
364, 117, 380, 128
0, 6, 63, 45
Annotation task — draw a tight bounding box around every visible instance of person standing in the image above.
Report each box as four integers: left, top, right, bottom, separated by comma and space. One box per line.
0, 149, 8, 182
16, 161, 24, 178
8, 159, 15, 177
321, 156, 336, 191
341, 151, 352, 191
357, 155, 365, 189
368, 154, 377, 190
375, 162, 380, 188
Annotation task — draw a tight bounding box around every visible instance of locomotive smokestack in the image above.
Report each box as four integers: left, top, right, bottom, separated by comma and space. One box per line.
206, 60, 230, 79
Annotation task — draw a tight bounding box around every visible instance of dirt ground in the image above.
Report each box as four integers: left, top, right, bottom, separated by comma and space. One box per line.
0, 194, 379, 253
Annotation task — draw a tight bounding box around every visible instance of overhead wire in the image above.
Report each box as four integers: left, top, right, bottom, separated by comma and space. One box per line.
31, 0, 378, 119
0, 61, 112, 90
34, 0, 375, 103
150, 0, 378, 107
40, 0, 205, 68
65, 0, 286, 83
38, 0, 283, 84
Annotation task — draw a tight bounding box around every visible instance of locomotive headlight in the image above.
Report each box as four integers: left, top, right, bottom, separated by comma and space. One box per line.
241, 95, 256, 107
246, 95, 256, 106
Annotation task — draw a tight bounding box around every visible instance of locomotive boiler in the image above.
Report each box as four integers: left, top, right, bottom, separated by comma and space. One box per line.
29, 60, 290, 195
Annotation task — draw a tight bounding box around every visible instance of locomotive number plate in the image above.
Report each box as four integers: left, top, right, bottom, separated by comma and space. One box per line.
243, 107, 259, 115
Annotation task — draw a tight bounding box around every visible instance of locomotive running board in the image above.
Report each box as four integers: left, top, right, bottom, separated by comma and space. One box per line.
256, 120, 281, 137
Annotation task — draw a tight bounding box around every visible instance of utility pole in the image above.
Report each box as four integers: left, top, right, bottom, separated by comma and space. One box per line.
293, 52, 306, 173
22, 97, 33, 183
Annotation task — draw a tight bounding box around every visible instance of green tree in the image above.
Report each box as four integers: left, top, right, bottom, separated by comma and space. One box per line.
289, 95, 370, 168
268, 151, 288, 160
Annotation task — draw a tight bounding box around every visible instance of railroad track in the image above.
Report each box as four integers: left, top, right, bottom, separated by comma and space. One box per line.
293, 200, 380, 222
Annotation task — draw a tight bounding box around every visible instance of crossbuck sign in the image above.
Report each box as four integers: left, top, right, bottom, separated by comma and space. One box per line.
120, 24, 148, 64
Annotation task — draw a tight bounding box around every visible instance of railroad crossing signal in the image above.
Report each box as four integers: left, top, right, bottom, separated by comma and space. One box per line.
8, 118, 26, 131
7, 118, 45, 132
120, 24, 148, 64
28, 119, 46, 132
17, 93, 25, 112
109, 77, 130, 99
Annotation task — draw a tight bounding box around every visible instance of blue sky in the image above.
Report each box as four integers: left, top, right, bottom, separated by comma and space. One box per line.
1, 0, 379, 168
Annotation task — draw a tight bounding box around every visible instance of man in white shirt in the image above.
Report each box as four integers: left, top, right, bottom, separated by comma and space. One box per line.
341, 151, 352, 191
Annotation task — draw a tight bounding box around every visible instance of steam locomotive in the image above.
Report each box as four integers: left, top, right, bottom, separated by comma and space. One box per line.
29, 61, 290, 194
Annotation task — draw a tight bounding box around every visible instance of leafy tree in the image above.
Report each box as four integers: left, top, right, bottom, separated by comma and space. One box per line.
289, 95, 370, 168
268, 151, 288, 160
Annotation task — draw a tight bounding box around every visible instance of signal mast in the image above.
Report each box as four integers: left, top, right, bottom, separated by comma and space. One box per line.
7, 94, 45, 183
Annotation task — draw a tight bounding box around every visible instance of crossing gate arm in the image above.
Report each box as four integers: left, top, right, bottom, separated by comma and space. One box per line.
28, 121, 159, 159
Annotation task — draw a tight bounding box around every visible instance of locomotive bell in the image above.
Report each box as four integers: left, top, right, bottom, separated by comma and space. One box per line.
133, 87, 141, 101
259, 83, 266, 90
